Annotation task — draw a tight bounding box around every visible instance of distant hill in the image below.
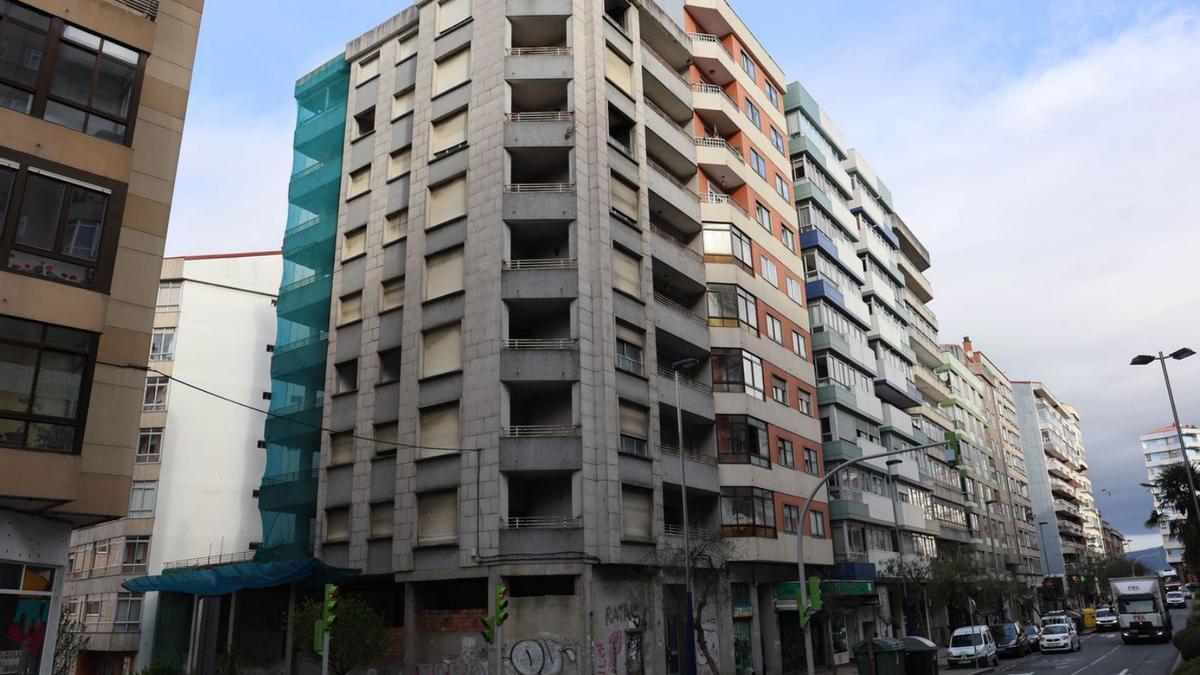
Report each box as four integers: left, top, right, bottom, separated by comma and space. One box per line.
1126, 546, 1173, 572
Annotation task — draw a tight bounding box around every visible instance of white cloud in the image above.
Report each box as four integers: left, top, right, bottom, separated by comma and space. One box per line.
1124, 532, 1167, 553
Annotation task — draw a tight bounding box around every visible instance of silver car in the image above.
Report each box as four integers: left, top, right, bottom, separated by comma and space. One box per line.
1039, 623, 1080, 652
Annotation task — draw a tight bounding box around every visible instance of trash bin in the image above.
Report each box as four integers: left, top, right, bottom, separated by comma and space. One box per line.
1083, 607, 1096, 630
901, 636, 938, 675
853, 637, 906, 675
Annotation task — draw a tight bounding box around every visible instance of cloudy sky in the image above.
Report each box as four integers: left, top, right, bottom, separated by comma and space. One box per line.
164, 0, 1200, 549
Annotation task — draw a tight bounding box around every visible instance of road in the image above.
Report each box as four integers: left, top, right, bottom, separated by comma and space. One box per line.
983, 605, 1189, 675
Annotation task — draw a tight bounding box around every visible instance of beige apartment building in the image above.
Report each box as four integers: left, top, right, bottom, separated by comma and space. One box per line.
0, 1, 201, 673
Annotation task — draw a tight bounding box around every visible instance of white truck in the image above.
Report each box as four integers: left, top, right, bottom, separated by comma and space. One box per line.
1111, 576, 1173, 644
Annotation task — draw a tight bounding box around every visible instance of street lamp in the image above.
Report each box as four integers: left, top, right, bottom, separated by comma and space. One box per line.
670, 357, 700, 675
1131, 348, 1199, 546
886, 458, 909, 636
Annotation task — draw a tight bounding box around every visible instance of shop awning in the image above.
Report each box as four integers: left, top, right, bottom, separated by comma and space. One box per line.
122, 557, 357, 596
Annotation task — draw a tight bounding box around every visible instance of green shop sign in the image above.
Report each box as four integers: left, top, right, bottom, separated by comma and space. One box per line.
775, 580, 876, 599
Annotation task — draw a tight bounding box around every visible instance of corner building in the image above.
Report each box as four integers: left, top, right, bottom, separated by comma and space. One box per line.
303, 1, 829, 674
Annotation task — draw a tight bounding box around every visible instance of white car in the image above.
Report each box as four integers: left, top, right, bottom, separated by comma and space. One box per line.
1167, 591, 1187, 608
1039, 623, 1080, 653
1042, 614, 1072, 628
946, 625, 998, 669
1095, 607, 1119, 631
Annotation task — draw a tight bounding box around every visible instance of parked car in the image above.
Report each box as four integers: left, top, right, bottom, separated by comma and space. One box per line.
990, 622, 1032, 657
1185, 582, 1200, 598
1042, 614, 1072, 629
1167, 590, 1188, 609
1039, 623, 1081, 653
1023, 624, 1042, 650
947, 625, 999, 669
1095, 606, 1119, 631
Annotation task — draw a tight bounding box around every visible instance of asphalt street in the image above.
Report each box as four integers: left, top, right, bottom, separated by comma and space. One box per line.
980, 605, 1190, 675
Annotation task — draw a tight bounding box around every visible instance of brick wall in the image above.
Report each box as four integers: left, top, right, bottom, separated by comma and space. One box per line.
416, 609, 487, 633
374, 627, 405, 665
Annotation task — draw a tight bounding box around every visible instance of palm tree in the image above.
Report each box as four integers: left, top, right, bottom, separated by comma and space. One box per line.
1144, 461, 1200, 576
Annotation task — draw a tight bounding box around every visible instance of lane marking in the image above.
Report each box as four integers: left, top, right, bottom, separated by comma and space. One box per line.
1068, 644, 1122, 675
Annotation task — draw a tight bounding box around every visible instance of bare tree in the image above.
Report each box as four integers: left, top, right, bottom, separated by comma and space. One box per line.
52, 611, 89, 675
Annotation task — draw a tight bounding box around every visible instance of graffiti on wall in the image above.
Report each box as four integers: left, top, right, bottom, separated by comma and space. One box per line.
509, 638, 578, 675
417, 636, 488, 675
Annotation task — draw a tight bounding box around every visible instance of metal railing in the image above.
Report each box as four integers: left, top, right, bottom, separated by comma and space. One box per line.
502, 424, 580, 438
107, 0, 157, 20
687, 32, 732, 58
693, 136, 743, 162
68, 563, 148, 580
505, 46, 572, 56
643, 44, 690, 85
663, 523, 716, 539
653, 292, 705, 325
270, 397, 324, 418
643, 98, 687, 134
650, 223, 703, 262
502, 338, 578, 350
505, 183, 575, 193
285, 215, 322, 237
691, 82, 740, 111
656, 365, 711, 393
502, 258, 577, 270
79, 620, 141, 635
647, 159, 699, 200
278, 273, 326, 295
829, 486, 866, 503
163, 550, 256, 571
505, 111, 574, 122
502, 515, 582, 529
260, 467, 319, 487
274, 331, 329, 356
660, 444, 717, 465
699, 192, 751, 219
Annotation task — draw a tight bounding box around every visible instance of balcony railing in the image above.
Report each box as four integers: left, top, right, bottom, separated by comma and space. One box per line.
687, 32, 733, 58
67, 563, 148, 581
663, 523, 717, 539
502, 515, 582, 529
274, 331, 329, 356
643, 97, 689, 136
505, 183, 575, 193
79, 620, 141, 635
829, 486, 865, 502
505, 46, 572, 56
502, 258, 577, 270
505, 111, 574, 122
661, 444, 717, 465
691, 82, 740, 112
693, 136, 743, 162
643, 44, 690, 85
163, 550, 256, 571
699, 192, 751, 219
260, 467, 319, 487
652, 292, 706, 325
650, 223, 703, 262
502, 338, 577, 350
647, 159, 700, 200
503, 424, 580, 438
108, 0, 158, 20
656, 365, 711, 393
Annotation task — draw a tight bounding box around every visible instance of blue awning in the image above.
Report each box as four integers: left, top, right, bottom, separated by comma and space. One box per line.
122, 558, 357, 596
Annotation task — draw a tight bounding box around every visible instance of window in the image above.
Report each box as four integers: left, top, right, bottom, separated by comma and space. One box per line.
149, 328, 175, 361
424, 246, 464, 300
388, 149, 411, 180
618, 401, 648, 457
761, 256, 778, 287
379, 348, 402, 383
431, 110, 468, 157
809, 510, 826, 538
114, 592, 142, 632
765, 314, 783, 344
122, 536, 148, 570
749, 149, 767, 179
356, 53, 379, 85
803, 447, 818, 475
83, 599, 100, 625
2, 161, 115, 288
437, 0, 471, 33
782, 504, 800, 534
605, 46, 632, 95
774, 174, 790, 201
429, 176, 467, 226
422, 323, 462, 380
712, 349, 764, 400
338, 292, 362, 325
128, 481, 157, 517
721, 486, 774, 537
614, 323, 643, 374
621, 485, 652, 540
92, 541, 109, 570
770, 127, 786, 154
612, 247, 641, 299
392, 89, 414, 120
381, 277, 405, 312
348, 165, 371, 199
716, 414, 770, 468
798, 390, 813, 415
330, 432, 353, 464
745, 98, 760, 128
334, 359, 358, 394
766, 83, 780, 109
142, 376, 168, 412
0, 6, 143, 144
419, 402, 460, 458
433, 48, 470, 96
740, 51, 756, 80
342, 226, 366, 260
702, 223, 752, 268
156, 281, 181, 310
418, 490, 458, 544
771, 376, 788, 405
396, 34, 417, 63
705, 284, 758, 331
135, 428, 163, 463
781, 227, 795, 252
325, 507, 350, 541
755, 202, 771, 230
370, 502, 393, 538
610, 175, 638, 223
786, 277, 804, 305
777, 438, 795, 468
354, 106, 375, 137
385, 210, 408, 241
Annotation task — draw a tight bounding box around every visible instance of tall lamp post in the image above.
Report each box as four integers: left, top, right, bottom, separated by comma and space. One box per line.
886, 458, 910, 636
671, 357, 700, 675
1131, 348, 1199, 557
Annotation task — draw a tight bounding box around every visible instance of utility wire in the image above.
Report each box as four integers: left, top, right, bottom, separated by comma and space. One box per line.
100, 360, 480, 454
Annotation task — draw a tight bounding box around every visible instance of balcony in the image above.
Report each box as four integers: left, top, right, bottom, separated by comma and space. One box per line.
501, 258, 578, 300
294, 103, 347, 156
501, 341, 579, 382
270, 332, 329, 384
913, 363, 949, 404
653, 291, 710, 351
1043, 437, 1071, 462
687, 32, 735, 87
1049, 477, 1075, 498
641, 45, 692, 117
258, 467, 319, 513
897, 254, 934, 304
661, 444, 719, 493
288, 160, 341, 211
1054, 499, 1081, 519
647, 158, 701, 233
690, 82, 741, 137
500, 473, 583, 554
275, 273, 333, 324
263, 399, 324, 448
504, 44, 572, 81
643, 97, 695, 171
657, 364, 714, 420
874, 361, 921, 409
693, 135, 745, 192
78, 626, 141, 652
650, 222, 705, 286
823, 439, 863, 462
282, 215, 335, 270
1047, 457, 1074, 482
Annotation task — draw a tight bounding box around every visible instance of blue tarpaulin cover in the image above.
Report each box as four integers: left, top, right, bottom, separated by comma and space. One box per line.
122, 558, 357, 596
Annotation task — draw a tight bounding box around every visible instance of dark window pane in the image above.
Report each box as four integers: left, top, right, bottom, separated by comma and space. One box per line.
43, 100, 86, 131
15, 174, 65, 250
62, 187, 106, 260
50, 43, 95, 105
0, 316, 41, 342
0, 22, 44, 85
44, 326, 91, 350
7, 249, 94, 286
21, 565, 53, 591
0, 417, 24, 446
0, 562, 20, 590
93, 58, 134, 117
0, 165, 13, 227
7, 3, 52, 30
27, 421, 74, 451
0, 81, 32, 114
85, 115, 125, 143
32, 351, 84, 418
0, 343, 37, 412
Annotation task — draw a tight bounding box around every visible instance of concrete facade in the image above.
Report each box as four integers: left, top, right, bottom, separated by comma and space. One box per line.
1141, 424, 1200, 573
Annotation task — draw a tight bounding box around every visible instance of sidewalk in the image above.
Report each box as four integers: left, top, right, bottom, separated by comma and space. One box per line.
810, 651, 996, 675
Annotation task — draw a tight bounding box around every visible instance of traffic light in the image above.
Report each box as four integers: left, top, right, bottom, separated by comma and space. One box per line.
496, 584, 509, 626
323, 584, 339, 631
480, 616, 495, 644
807, 577, 823, 613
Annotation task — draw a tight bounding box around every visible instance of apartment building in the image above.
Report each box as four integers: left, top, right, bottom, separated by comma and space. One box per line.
0, 1, 201, 673
961, 339, 1042, 589
1141, 424, 1200, 574
1101, 520, 1126, 560
1013, 381, 1097, 581
59, 252, 280, 674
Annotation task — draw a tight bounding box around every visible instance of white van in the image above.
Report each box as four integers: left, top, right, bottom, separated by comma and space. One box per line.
947, 625, 998, 669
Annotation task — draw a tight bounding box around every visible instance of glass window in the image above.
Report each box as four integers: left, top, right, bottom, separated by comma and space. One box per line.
755, 202, 771, 230
0, 560, 54, 674
135, 427, 163, 463
786, 277, 804, 305
740, 51, 756, 80
745, 98, 760, 128
810, 511, 826, 537
128, 481, 157, 517
392, 89, 414, 120
388, 148, 412, 180
396, 34, 417, 63
378, 348, 402, 383
0, 316, 94, 453
433, 48, 470, 96
156, 281, 181, 310
778, 438, 794, 468
766, 84, 780, 109
771, 376, 788, 405
775, 174, 790, 201
149, 328, 175, 361
798, 390, 813, 415
782, 504, 800, 533
716, 414, 770, 468
615, 338, 643, 375
356, 53, 379, 85
761, 256, 778, 287
765, 314, 783, 344
791, 330, 807, 358
437, 0, 471, 32
122, 536, 149, 569
781, 227, 795, 252
770, 127, 786, 154
721, 486, 775, 538
750, 149, 767, 179
803, 447, 818, 474
114, 592, 142, 631
142, 376, 168, 412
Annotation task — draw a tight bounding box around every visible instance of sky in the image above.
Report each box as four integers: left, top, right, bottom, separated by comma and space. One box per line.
163, 0, 1200, 549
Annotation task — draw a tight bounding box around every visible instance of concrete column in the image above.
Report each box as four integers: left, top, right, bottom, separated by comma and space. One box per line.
757, 584, 780, 675
747, 583, 764, 675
